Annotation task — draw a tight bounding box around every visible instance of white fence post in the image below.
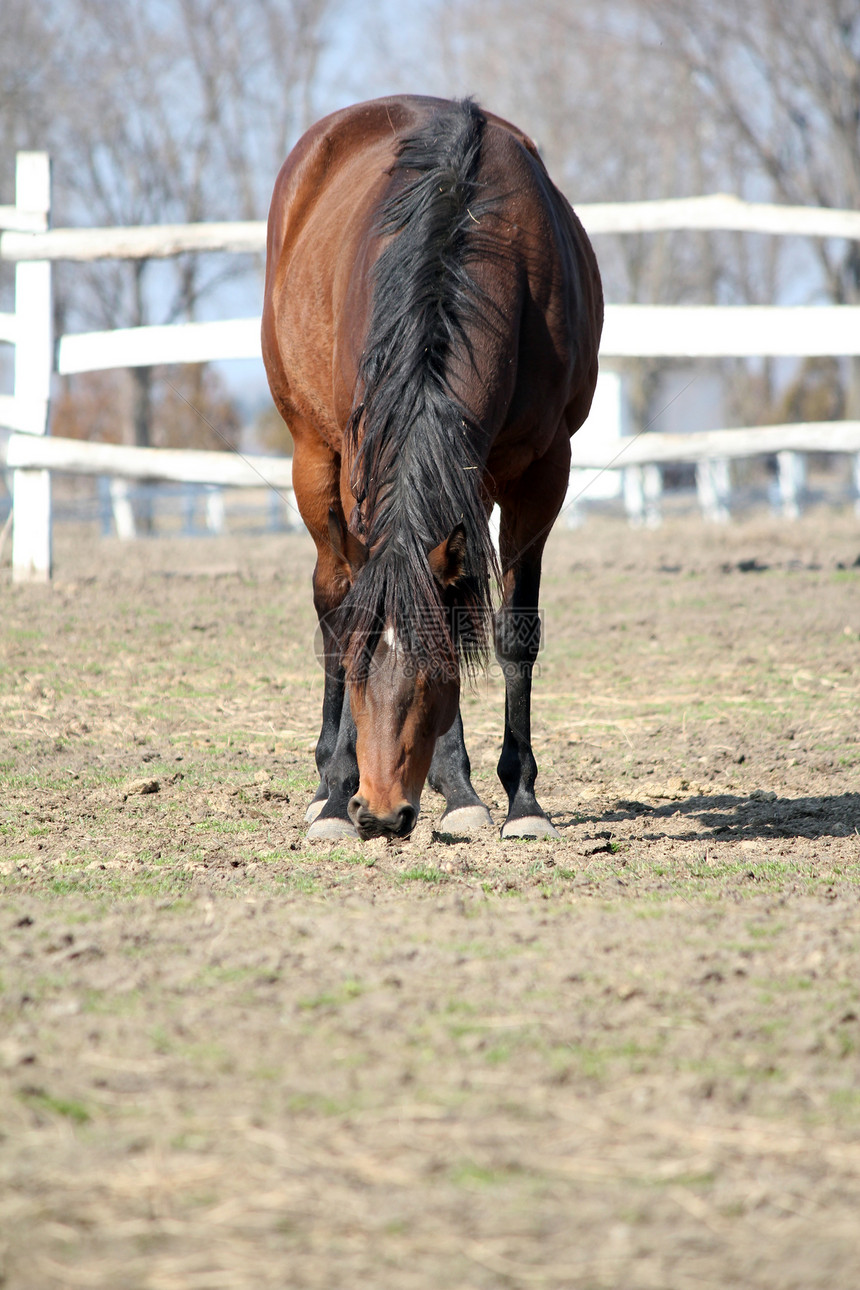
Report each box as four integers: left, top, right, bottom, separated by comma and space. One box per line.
696, 457, 731, 523
204, 485, 226, 534
10, 153, 52, 583
109, 478, 137, 539
776, 450, 806, 520
623, 463, 662, 527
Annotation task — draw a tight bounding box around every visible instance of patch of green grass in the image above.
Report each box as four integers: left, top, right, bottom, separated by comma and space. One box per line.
44, 876, 90, 895
449, 1159, 524, 1188
5, 627, 42, 643
767, 973, 816, 992
81, 987, 144, 1016
484, 1041, 516, 1065
169, 1132, 213, 1152
19, 1088, 91, 1124
829, 1089, 860, 1118
317, 846, 375, 866
195, 964, 260, 987
297, 978, 364, 1011
445, 998, 479, 1016
549, 1034, 667, 1083
278, 769, 318, 792
251, 1065, 282, 1082
277, 869, 321, 894
285, 1091, 354, 1116
0, 863, 195, 903
149, 1027, 234, 1072
399, 864, 447, 884
193, 818, 262, 835
835, 1029, 856, 1058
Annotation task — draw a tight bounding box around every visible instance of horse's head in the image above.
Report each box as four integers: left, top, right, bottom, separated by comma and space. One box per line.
329, 512, 468, 840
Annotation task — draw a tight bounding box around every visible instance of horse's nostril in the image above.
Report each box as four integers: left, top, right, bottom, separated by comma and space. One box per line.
348, 794, 367, 823
394, 803, 417, 837
349, 795, 382, 839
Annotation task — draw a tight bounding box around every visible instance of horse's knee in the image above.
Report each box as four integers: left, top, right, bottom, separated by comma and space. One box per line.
494, 606, 542, 669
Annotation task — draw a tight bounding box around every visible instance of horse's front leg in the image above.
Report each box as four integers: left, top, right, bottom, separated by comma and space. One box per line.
494, 557, 559, 839
428, 707, 493, 832
304, 609, 348, 820
306, 678, 361, 841
304, 549, 362, 841
493, 436, 570, 840
292, 435, 360, 840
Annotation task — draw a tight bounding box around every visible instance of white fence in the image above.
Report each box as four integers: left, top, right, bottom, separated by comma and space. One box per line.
2, 155, 860, 580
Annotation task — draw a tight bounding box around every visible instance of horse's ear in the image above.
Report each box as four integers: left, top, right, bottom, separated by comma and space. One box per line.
328, 507, 367, 579
428, 523, 468, 588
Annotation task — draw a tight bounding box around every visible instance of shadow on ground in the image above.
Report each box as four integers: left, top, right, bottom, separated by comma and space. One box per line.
583, 792, 860, 842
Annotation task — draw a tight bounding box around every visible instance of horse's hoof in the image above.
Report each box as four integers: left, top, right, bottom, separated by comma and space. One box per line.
501, 815, 560, 840
440, 804, 494, 833
305, 798, 326, 823
306, 816, 358, 841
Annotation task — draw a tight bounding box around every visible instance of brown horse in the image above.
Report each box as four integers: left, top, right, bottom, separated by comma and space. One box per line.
262, 95, 602, 841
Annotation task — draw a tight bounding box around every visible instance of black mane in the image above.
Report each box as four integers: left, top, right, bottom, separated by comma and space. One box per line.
340, 98, 500, 682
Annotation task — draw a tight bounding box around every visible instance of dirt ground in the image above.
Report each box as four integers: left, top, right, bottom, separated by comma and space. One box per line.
1, 507, 859, 1289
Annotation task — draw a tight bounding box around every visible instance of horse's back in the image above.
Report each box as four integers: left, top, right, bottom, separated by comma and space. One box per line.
262, 96, 602, 463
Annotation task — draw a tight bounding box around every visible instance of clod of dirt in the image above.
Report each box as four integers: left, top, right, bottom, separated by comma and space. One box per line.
649, 778, 692, 799
123, 779, 160, 797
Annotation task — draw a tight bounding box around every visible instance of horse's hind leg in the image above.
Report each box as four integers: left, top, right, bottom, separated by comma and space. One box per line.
428, 707, 493, 832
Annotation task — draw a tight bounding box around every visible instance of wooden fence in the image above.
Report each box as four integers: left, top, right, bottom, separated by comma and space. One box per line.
2, 154, 860, 580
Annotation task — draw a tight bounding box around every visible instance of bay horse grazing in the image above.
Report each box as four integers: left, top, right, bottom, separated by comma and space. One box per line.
262, 95, 602, 841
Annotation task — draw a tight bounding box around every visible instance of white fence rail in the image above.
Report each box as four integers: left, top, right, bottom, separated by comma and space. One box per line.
57, 318, 263, 374
2, 157, 860, 580
601, 305, 860, 358
6, 191, 860, 262
5, 431, 294, 489
53, 306, 860, 378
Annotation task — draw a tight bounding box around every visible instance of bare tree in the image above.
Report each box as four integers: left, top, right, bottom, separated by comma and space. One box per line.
2, 0, 339, 459
424, 0, 860, 427
641, 0, 860, 412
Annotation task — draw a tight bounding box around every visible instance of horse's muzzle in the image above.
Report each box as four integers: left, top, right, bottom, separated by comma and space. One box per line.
348, 795, 417, 840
